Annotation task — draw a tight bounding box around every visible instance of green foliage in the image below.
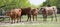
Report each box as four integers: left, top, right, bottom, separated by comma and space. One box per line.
42, 0, 60, 8
0, 0, 31, 10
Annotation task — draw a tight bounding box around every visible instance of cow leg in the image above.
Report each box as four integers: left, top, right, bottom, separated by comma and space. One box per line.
27, 15, 31, 21
17, 18, 19, 23
27, 16, 29, 21
51, 15, 54, 21
9, 18, 11, 23
55, 13, 57, 22
11, 18, 13, 24
43, 15, 47, 21
43, 15, 45, 21
17, 16, 21, 23
14, 16, 16, 23
45, 15, 47, 21
55, 15, 57, 22
13, 19, 16, 23
20, 16, 21, 22
33, 15, 34, 21
36, 15, 37, 21
29, 15, 31, 21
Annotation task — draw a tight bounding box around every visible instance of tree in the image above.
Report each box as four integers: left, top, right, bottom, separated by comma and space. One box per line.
42, 0, 60, 8
0, 0, 31, 10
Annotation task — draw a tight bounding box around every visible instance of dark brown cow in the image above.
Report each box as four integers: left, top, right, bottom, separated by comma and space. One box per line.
21, 7, 31, 21
39, 6, 57, 21
6, 8, 22, 24
31, 9, 38, 21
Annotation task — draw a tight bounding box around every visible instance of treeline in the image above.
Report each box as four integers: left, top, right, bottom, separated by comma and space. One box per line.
1, 0, 60, 10
0, 0, 31, 11
41, 0, 60, 13
42, 0, 60, 9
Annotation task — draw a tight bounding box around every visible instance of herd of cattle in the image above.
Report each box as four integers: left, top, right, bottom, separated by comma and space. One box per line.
6, 6, 57, 24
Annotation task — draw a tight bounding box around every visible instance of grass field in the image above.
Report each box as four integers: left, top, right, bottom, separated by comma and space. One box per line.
0, 14, 60, 27
0, 24, 60, 27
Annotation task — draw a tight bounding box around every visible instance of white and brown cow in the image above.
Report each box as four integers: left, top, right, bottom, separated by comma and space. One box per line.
38, 6, 57, 21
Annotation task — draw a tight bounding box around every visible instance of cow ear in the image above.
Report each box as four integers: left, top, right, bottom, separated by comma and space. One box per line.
41, 8, 43, 9
40, 8, 43, 10
19, 10, 22, 12
19, 10, 20, 11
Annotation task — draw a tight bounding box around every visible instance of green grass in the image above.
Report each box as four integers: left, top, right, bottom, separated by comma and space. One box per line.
0, 24, 60, 27
0, 14, 60, 27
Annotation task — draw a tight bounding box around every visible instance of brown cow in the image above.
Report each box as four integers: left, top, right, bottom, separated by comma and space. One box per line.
21, 7, 31, 21
38, 6, 57, 21
31, 9, 38, 21
6, 8, 22, 24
